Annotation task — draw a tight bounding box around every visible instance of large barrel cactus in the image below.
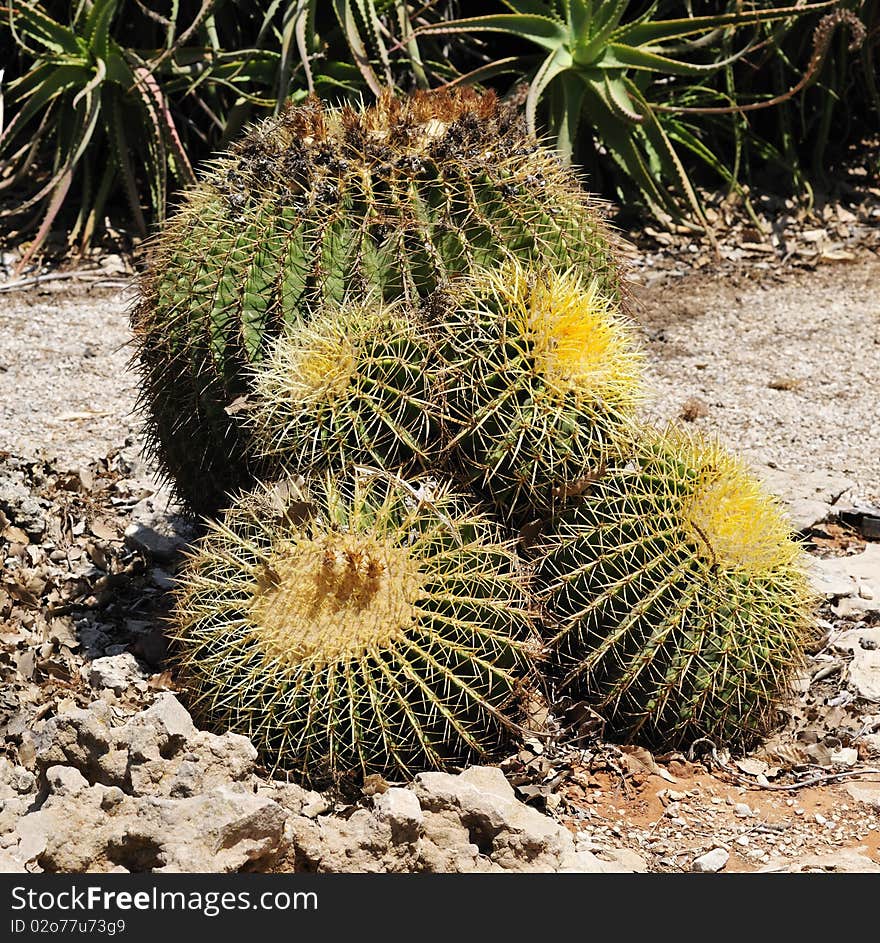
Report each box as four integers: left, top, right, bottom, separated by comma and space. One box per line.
535, 427, 813, 750
132, 89, 625, 515
171, 473, 534, 784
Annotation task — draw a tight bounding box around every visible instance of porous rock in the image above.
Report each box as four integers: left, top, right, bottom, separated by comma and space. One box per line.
124, 493, 196, 562
834, 626, 880, 702
754, 466, 854, 532
27, 694, 257, 797
759, 848, 880, 873
85, 652, 148, 695
691, 847, 729, 873
11, 766, 285, 873
10, 699, 639, 874
280, 767, 620, 874
811, 544, 880, 617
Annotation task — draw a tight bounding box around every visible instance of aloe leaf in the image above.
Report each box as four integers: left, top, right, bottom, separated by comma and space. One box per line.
578, 0, 629, 63
415, 15, 568, 53
566, 0, 595, 39
133, 64, 195, 187
618, 2, 835, 46
333, 0, 382, 95
108, 87, 147, 236
666, 119, 738, 187
395, 1, 427, 90
500, 0, 557, 16
526, 45, 573, 133
5, 60, 57, 103
83, 0, 119, 61
552, 69, 587, 161
4, 84, 100, 220
605, 42, 751, 77
580, 80, 675, 217
0, 64, 91, 155
14, 165, 74, 273
9, 1, 82, 58
79, 128, 117, 247
602, 72, 642, 124
441, 56, 526, 90
0, 110, 52, 193
71, 57, 106, 110
622, 76, 708, 228
354, 0, 393, 87
289, 0, 316, 98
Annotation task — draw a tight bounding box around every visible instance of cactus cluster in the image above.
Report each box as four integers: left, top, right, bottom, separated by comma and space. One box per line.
133, 88, 815, 785
132, 88, 624, 516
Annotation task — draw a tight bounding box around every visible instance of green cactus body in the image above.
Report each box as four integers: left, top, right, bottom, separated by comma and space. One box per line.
248, 300, 442, 478
171, 474, 534, 784
440, 259, 642, 520
536, 427, 813, 750
133, 90, 625, 515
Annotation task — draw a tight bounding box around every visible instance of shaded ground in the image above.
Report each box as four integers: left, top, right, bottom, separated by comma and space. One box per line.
0, 254, 879, 873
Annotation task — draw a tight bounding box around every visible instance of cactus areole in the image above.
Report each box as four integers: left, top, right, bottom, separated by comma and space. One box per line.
132, 89, 625, 515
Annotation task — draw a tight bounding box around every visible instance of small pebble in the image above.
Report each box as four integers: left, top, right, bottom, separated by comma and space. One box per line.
692, 848, 729, 873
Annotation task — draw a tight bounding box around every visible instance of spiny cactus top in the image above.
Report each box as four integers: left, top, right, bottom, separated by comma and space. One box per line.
132, 88, 626, 515
536, 427, 813, 751
171, 474, 534, 785
249, 298, 443, 479
440, 259, 643, 520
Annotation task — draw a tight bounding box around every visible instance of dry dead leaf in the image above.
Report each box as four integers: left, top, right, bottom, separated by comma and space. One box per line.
89, 518, 118, 541
735, 757, 770, 777
619, 745, 678, 782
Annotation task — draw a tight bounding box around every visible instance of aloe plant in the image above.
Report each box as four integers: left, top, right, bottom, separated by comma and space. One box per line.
415, 1, 837, 224
0, 0, 196, 270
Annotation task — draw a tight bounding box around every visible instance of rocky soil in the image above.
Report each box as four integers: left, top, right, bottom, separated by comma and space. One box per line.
0, 235, 879, 873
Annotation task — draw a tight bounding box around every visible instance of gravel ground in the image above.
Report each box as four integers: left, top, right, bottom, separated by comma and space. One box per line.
1, 258, 877, 505
0, 279, 139, 469
634, 256, 880, 504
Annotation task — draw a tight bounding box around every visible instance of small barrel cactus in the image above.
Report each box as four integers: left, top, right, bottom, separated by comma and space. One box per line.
132, 89, 625, 515
535, 427, 813, 750
170, 473, 535, 784
440, 258, 642, 520
248, 299, 443, 478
